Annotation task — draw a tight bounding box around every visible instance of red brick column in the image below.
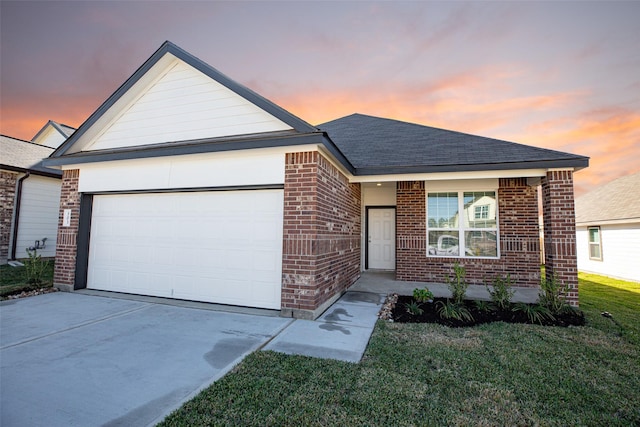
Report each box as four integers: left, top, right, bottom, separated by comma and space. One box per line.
542, 170, 579, 306
281, 151, 361, 319
0, 171, 18, 264
53, 169, 80, 291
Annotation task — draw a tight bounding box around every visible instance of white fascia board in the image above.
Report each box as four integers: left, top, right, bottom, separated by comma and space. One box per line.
349, 169, 548, 183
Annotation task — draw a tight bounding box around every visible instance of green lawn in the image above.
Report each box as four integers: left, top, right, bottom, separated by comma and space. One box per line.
0, 262, 54, 297
160, 273, 640, 426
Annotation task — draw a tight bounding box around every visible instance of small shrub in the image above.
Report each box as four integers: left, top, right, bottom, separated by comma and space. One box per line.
404, 301, 424, 316
474, 300, 494, 313
486, 274, 515, 311
447, 262, 468, 304
24, 248, 49, 285
539, 272, 573, 315
413, 287, 434, 303
513, 303, 554, 325
436, 300, 474, 322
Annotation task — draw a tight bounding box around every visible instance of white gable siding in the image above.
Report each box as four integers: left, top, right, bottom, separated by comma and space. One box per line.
577, 223, 640, 282
14, 176, 61, 259
33, 127, 67, 149
86, 61, 292, 151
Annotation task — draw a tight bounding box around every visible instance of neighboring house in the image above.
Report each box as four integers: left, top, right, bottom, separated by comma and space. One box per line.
32, 120, 76, 149
575, 172, 640, 282
43, 41, 588, 319
0, 121, 75, 264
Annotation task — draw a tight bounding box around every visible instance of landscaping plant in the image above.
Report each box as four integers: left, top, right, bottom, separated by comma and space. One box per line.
412, 287, 434, 303
404, 301, 424, 316
447, 262, 468, 304
24, 248, 49, 285
486, 273, 515, 310
539, 272, 573, 315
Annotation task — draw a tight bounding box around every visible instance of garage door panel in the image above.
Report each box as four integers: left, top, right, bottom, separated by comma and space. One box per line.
87, 190, 283, 309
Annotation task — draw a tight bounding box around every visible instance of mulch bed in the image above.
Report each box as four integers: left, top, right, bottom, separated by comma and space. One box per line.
1, 286, 57, 301
381, 294, 585, 328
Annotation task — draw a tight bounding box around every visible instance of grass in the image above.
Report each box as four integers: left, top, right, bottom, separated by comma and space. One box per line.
160, 272, 640, 426
0, 261, 55, 297
578, 272, 640, 346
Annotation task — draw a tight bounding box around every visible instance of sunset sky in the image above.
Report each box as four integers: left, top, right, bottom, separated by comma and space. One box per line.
1, 1, 638, 195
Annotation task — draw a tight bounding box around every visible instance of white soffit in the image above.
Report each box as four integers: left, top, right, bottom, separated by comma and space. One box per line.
75, 54, 293, 153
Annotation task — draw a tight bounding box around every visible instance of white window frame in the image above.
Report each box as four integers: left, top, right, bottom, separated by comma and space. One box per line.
426, 189, 499, 259
588, 226, 603, 261
474, 205, 489, 220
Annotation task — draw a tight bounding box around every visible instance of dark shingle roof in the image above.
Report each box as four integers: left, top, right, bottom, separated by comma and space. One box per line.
319, 114, 589, 175
0, 135, 62, 177
575, 172, 640, 224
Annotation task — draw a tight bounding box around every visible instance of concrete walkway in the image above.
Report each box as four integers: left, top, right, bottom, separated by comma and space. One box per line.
349, 270, 540, 303
263, 291, 384, 363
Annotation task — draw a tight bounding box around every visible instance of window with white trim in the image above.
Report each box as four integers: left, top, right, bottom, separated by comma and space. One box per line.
588, 226, 602, 261
427, 191, 498, 258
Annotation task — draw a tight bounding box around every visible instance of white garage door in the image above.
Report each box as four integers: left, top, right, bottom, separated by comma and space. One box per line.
87, 190, 283, 309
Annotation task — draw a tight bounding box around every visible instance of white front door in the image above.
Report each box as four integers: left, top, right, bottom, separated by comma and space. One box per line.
368, 208, 395, 270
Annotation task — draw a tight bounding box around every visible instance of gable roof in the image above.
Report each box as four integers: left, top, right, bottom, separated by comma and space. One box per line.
575, 172, 640, 225
31, 120, 76, 149
48, 41, 319, 160
319, 114, 589, 175
0, 135, 62, 177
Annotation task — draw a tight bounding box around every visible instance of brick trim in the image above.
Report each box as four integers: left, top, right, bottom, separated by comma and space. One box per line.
542, 170, 579, 306
53, 169, 80, 290
0, 171, 18, 264
282, 151, 361, 318
397, 178, 541, 287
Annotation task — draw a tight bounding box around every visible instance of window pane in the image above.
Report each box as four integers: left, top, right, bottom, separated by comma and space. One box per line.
428, 231, 460, 256
427, 193, 459, 229
590, 244, 601, 259
465, 231, 497, 257
588, 227, 600, 243
463, 192, 496, 228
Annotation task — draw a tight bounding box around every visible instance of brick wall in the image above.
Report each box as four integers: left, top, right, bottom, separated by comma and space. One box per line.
282, 151, 361, 318
53, 169, 80, 289
542, 170, 579, 306
397, 179, 540, 287
0, 171, 18, 264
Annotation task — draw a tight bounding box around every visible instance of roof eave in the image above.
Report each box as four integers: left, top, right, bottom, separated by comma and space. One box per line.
352, 158, 589, 176
0, 164, 63, 178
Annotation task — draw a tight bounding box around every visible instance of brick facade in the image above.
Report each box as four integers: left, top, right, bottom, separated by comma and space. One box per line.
282, 151, 361, 318
53, 169, 81, 290
0, 171, 18, 264
396, 179, 541, 287
542, 170, 579, 306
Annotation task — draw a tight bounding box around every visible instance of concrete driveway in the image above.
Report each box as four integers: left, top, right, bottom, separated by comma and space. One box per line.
0, 292, 291, 426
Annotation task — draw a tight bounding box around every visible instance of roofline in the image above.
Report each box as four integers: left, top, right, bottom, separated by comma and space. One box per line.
31, 120, 72, 142
352, 158, 589, 176
43, 132, 327, 167
51, 41, 316, 158
576, 217, 640, 226
0, 164, 62, 178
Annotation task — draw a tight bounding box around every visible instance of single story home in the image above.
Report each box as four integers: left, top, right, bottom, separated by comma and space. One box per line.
1, 121, 74, 264
575, 172, 640, 282
43, 41, 588, 319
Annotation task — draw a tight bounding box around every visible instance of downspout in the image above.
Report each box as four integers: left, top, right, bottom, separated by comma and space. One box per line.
10, 172, 30, 260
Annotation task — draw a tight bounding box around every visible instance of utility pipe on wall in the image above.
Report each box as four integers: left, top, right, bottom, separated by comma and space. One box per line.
10, 172, 30, 260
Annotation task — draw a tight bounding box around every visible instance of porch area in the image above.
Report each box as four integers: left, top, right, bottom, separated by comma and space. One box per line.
349, 270, 539, 304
